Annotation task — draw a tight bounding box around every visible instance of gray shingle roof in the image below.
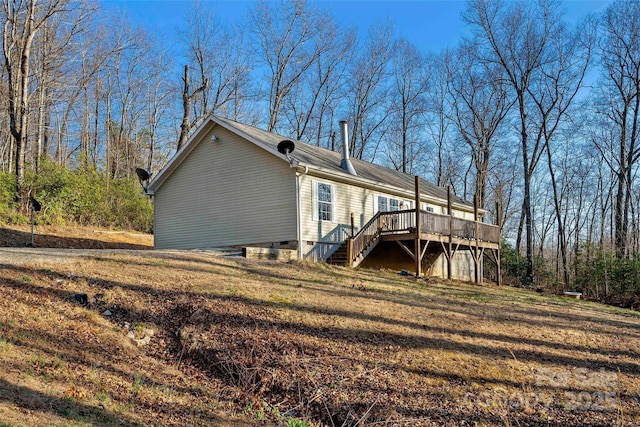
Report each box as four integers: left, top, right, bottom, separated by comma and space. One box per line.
214, 115, 472, 208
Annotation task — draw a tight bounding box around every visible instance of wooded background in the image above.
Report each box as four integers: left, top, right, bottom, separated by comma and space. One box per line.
2, 0, 640, 303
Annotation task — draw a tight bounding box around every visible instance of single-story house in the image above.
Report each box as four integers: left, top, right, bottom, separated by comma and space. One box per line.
145, 115, 500, 282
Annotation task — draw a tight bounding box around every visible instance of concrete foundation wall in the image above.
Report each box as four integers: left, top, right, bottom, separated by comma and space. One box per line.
243, 247, 298, 261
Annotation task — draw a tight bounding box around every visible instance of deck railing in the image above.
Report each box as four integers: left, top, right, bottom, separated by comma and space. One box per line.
420, 211, 450, 235
379, 209, 414, 234
377, 209, 500, 243
351, 212, 383, 261
349, 209, 500, 264
452, 217, 475, 239
478, 222, 501, 243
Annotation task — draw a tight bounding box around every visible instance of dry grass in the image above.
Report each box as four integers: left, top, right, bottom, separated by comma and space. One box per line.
0, 249, 639, 426
0, 224, 153, 249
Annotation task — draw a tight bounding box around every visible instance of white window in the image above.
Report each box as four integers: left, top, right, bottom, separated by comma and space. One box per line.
376, 195, 401, 212
312, 180, 336, 222
378, 196, 388, 212
318, 183, 332, 221
425, 206, 434, 213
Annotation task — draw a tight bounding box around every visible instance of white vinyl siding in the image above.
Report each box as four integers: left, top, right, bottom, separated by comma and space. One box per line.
298, 174, 476, 259
301, 177, 415, 249
301, 175, 373, 246
154, 125, 297, 249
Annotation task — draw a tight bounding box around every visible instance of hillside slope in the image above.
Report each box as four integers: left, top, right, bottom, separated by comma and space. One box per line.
0, 250, 638, 426
0, 225, 153, 249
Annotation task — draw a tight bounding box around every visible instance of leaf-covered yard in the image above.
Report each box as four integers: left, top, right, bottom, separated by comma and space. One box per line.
0, 248, 638, 426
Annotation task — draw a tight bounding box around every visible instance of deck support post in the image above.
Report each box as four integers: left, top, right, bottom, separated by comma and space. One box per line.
347, 238, 353, 267
350, 212, 355, 238
414, 176, 422, 278
447, 186, 453, 280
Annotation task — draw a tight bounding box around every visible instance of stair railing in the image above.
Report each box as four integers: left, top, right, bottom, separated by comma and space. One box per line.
349, 211, 382, 265
348, 209, 415, 265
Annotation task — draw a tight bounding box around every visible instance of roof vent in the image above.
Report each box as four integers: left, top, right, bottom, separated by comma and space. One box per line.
339, 120, 357, 176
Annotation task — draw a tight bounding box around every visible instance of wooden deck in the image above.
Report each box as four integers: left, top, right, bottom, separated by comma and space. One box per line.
378, 210, 499, 248
337, 209, 501, 284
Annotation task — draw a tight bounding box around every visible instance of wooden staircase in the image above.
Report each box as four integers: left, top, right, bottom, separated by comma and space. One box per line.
326, 211, 385, 267
351, 236, 381, 267
327, 238, 381, 267
326, 242, 349, 265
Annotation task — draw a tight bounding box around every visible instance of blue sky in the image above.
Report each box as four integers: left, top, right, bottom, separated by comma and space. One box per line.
101, 0, 613, 54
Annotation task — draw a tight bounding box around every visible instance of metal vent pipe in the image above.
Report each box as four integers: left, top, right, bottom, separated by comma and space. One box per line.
339, 120, 357, 176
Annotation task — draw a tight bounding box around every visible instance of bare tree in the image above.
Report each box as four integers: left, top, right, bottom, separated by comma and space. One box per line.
593, 0, 640, 257
423, 51, 455, 187
386, 38, 428, 173
97, 17, 173, 177
251, 0, 331, 133
346, 20, 394, 161
447, 41, 513, 208
178, 1, 253, 123
1, 0, 70, 200
281, 18, 355, 147
464, 0, 572, 285
528, 14, 596, 285
177, 64, 208, 151
143, 47, 174, 173
38, 4, 102, 167
76, 22, 113, 167
0, 65, 10, 171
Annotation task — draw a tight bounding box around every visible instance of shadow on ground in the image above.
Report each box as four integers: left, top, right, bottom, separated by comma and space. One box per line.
0, 228, 152, 250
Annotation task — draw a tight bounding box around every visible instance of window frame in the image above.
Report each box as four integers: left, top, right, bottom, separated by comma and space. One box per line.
376, 195, 401, 213
312, 180, 337, 223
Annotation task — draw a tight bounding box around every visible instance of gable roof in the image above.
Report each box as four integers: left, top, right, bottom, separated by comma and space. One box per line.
147, 115, 476, 211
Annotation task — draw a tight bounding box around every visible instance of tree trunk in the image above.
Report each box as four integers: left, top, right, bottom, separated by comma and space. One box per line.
519, 96, 534, 286
546, 143, 569, 286
177, 65, 192, 151
178, 64, 208, 151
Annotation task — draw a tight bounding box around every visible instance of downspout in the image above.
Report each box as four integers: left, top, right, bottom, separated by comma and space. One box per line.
296, 166, 308, 260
